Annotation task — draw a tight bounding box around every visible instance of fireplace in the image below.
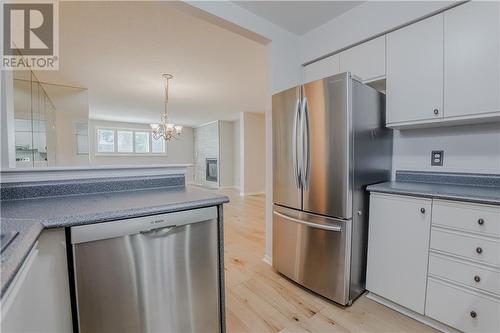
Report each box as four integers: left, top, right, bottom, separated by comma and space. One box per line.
206, 158, 218, 182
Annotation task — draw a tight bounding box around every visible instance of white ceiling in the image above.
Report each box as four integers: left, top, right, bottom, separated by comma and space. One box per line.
34, 1, 267, 127
234, 1, 364, 35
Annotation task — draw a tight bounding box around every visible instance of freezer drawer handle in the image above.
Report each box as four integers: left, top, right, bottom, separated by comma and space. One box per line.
274, 211, 342, 232
140, 226, 176, 237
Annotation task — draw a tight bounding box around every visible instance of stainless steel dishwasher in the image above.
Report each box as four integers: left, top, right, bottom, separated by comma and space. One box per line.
70, 206, 221, 333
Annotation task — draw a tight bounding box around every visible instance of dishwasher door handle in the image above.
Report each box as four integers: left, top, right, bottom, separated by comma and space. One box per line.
140, 226, 177, 237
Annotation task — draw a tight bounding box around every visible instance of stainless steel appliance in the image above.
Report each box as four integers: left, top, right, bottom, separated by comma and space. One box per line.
70, 207, 222, 333
272, 72, 392, 305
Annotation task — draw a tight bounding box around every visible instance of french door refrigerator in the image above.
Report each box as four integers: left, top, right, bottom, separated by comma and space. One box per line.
272, 72, 392, 305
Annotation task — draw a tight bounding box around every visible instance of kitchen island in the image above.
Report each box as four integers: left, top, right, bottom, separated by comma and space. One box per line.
0, 170, 229, 333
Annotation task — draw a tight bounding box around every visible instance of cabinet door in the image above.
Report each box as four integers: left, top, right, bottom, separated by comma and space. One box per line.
444, 1, 500, 117
303, 54, 340, 84
339, 36, 386, 82
1, 230, 73, 332
366, 194, 432, 314
386, 14, 443, 124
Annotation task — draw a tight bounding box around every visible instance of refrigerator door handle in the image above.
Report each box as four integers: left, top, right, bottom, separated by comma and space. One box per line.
292, 98, 302, 189
300, 97, 311, 188
273, 211, 342, 232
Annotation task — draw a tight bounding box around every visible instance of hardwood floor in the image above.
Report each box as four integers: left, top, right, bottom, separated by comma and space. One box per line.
219, 188, 437, 333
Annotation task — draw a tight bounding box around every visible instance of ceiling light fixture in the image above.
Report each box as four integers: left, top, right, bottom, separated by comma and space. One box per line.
151, 74, 182, 141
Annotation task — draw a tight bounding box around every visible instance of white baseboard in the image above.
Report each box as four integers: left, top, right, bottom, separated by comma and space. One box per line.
262, 254, 272, 266
220, 186, 240, 190
240, 191, 265, 196
366, 292, 460, 333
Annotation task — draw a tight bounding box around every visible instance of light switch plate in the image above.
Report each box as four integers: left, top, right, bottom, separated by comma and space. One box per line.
431, 150, 444, 166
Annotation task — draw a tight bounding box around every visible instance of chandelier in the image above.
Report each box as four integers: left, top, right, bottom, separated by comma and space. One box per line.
150, 74, 182, 141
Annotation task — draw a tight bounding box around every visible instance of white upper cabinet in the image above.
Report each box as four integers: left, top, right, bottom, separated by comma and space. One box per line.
339, 36, 386, 82
444, 1, 500, 118
386, 14, 444, 125
302, 54, 340, 84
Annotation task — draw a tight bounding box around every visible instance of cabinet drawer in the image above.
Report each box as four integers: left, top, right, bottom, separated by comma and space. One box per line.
429, 253, 500, 296
426, 278, 500, 333
431, 228, 500, 267
433, 200, 500, 238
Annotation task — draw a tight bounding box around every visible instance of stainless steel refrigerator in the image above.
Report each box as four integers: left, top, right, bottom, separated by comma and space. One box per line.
272, 72, 392, 305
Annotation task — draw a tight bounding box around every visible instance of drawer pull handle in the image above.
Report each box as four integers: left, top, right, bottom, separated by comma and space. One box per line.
433, 109, 439, 115
420, 208, 426, 214
477, 218, 485, 225
474, 275, 481, 283
470, 310, 477, 319
476, 247, 483, 254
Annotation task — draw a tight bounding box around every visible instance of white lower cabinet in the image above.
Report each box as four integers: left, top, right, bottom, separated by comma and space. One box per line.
1, 229, 73, 333
428, 253, 500, 297
368, 193, 500, 333
426, 278, 500, 333
366, 193, 432, 314
430, 229, 500, 267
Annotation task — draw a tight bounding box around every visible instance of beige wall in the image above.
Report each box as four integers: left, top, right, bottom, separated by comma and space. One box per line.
49, 87, 90, 166
241, 112, 265, 195
88, 119, 194, 180
54, 111, 90, 167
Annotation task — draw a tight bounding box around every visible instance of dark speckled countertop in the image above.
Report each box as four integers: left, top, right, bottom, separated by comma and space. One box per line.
0, 175, 229, 297
1, 186, 229, 228
1, 218, 44, 297
367, 170, 500, 205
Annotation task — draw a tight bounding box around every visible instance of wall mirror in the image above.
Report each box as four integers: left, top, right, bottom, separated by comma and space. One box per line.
10, 70, 89, 168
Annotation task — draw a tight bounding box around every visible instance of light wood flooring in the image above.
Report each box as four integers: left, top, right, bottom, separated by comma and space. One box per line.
218, 188, 438, 333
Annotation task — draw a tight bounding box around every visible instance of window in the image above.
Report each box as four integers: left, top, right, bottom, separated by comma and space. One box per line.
134, 131, 150, 153
96, 127, 166, 154
97, 129, 114, 153
152, 136, 165, 153
117, 130, 133, 153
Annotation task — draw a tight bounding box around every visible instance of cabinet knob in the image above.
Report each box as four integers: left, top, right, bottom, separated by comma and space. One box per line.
477, 218, 485, 225
470, 310, 477, 319
420, 208, 426, 214
476, 247, 483, 254
433, 109, 439, 115
474, 275, 481, 283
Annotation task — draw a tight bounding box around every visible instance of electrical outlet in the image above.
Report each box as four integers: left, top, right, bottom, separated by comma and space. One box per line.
431, 150, 444, 166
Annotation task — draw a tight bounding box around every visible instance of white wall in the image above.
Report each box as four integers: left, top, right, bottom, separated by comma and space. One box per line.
240, 112, 266, 195
0, 70, 15, 169
393, 123, 500, 176
89, 119, 195, 180
232, 119, 241, 188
